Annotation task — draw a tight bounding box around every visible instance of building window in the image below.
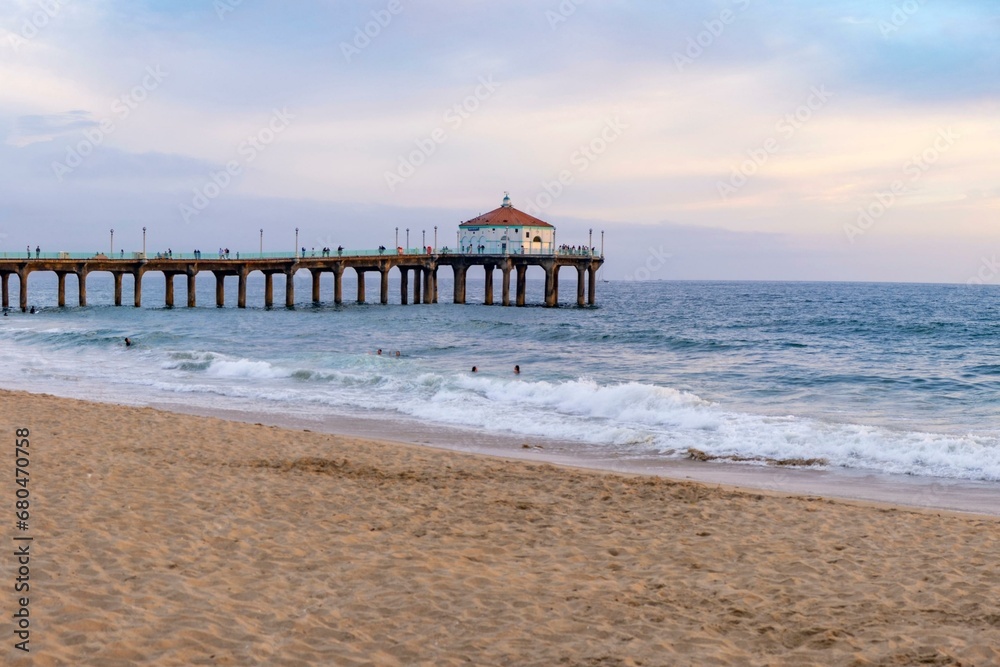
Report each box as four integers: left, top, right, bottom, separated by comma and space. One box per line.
525, 232, 530, 238
532, 236, 542, 243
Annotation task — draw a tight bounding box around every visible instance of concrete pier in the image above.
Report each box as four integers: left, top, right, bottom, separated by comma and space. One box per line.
0, 252, 603, 311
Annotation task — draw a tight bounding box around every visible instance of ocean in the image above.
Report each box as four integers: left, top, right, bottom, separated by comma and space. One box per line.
2, 274, 1000, 483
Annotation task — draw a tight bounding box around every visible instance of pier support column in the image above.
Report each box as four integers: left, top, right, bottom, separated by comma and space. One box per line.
588, 266, 596, 305
285, 270, 295, 308
1, 273, 8, 310
18, 270, 28, 312
333, 266, 343, 305
264, 273, 273, 308
380, 268, 389, 305
238, 269, 248, 309
165, 274, 175, 308
501, 266, 511, 306
453, 265, 467, 304
422, 266, 432, 304
400, 268, 409, 305
216, 273, 226, 307
57, 272, 66, 307
113, 273, 123, 306
516, 265, 527, 307
356, 269, 366, 304
134, 270, 143, 308
576, 265, 586, 307
544, 265, 557, 308
484, 264, 494, 305
413, 268, 422, 304
77, 270, 87, 307
432, 268, 439, 303
187, 272, 197, 308
311, 270, 321, 304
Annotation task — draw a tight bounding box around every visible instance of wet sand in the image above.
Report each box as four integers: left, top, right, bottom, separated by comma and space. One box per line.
3, 389, 999, 666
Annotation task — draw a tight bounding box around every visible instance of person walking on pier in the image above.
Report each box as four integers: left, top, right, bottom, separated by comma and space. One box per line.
35, 245, 40, 259
26, 246, 30, 259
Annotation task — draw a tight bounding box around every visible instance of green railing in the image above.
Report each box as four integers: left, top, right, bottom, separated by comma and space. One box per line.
0, 247, 598, 261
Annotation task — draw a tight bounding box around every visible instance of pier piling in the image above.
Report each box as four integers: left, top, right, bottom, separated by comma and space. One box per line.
311, 270, 321, 304
113, 272, 123, 306
284, 270, 294, 308
238, 270, 248, 309
78, 270, 88, 307
264, 273, 274, 308
57, 272, 66, 307
164, 273, 175, 308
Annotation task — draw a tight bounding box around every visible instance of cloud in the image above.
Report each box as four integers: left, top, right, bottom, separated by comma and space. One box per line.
0, 1, 998, 281
5, 110, 97, 147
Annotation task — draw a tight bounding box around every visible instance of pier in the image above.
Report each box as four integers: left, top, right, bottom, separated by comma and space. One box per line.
0, 250, 603, 311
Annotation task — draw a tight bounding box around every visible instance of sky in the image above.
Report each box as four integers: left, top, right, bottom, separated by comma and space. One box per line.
1, 0, 998, 282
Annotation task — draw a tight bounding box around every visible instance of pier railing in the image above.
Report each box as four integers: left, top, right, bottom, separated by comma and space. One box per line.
3, 247, 603, 260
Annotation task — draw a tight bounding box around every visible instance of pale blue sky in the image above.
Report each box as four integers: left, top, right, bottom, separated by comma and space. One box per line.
1, 0, 998, 281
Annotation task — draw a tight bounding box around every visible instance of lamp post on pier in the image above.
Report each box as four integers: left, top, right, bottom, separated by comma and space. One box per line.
260, 229, 263, 258
295, 228, 299, 258
406, 228, 409, 252
434, 226, 437, 252
142, 227, 146, 259
601, 230, 604, 257
589, 228, 592, 256
110, 228, 114, 257
422, 229, 425, 251
395, 227, 398, 249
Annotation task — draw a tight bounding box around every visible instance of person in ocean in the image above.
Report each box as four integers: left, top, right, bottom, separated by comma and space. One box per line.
514, 365, 520, 374
125, 337, 132, 347
471, 366, 478, 372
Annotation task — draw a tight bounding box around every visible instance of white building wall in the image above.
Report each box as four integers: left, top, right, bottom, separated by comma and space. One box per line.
460, 226, 554, 255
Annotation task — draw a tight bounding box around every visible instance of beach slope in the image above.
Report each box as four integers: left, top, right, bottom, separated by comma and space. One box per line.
3, 389, 998, 666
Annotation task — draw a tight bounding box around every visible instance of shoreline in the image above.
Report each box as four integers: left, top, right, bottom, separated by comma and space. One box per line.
3, 387, 999, 665
150, 397, 1000, 517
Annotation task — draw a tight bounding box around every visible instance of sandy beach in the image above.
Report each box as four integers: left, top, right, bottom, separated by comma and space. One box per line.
2, 388, 998, 666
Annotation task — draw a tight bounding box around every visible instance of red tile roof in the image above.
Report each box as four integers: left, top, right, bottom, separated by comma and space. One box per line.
460, 205, 554, 229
